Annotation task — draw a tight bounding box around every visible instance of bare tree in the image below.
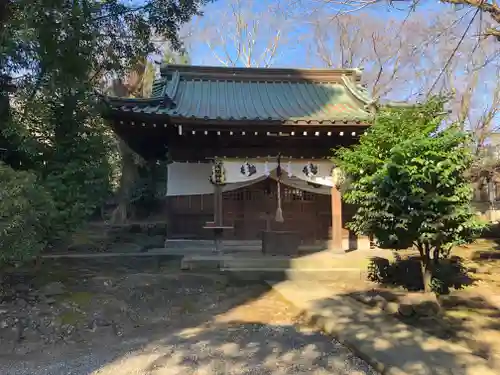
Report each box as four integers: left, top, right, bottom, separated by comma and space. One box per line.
305, 7, 499, 144
413, 12, 500, 143
189, 0, 287, 67
442, 0, 500, 39
469, 60, 500, 148
312, 0, 500, 40
307, 13, 429, 101
311, 14, 370, 69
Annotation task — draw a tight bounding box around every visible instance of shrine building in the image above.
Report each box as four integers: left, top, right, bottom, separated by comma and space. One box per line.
102, 64, 375, 253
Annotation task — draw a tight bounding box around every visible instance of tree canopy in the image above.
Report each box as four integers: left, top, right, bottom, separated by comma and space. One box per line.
0, 0, 211, 265
335, 97, 486, 290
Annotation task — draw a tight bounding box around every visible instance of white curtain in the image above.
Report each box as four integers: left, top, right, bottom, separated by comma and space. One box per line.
166, 162, 268, 196
166, 159, 337, 196
286, 160, 336, 187
269, 170, 331, 195
223, 160, 278, 183
166, 163, 212, 196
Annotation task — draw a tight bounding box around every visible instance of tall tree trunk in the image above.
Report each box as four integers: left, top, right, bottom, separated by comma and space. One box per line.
0, 75, 16, 167
433, 246, 440, 265
110, 139, 137, 224
107, 61, 154, 223
421, 258, 433, 293
417, 243, 433, 293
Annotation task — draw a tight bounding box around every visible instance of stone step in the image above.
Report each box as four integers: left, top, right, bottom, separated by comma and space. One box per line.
180, 255, 224, 270
222, 254, 381, 270
181, 252, 372, 273
180, 250, 390, 271
180, 250, 395, 282
285, 268, 366, 282
219, 268, 366, 282
221, 257, 293, 269
165, 239, 262, 247
180, 255, 292, 271
164, 246, 262, 252
164, 239, 328, 252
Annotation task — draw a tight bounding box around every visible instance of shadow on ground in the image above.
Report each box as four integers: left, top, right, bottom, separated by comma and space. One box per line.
17, 288, 497, 375
366, 255, 474, 293
348, 287, 500, 365
470, 225, 500, 259
343, 250, 500, 371
93, 320, 375, 375
0, 276, 376, 375
2, 253, 500, 374
307, 291, 499, 375
0, 256, 373, 374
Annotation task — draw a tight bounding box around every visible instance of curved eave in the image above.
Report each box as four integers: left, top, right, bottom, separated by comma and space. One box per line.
101, 95, 166, 107
382, 101, 420, 108
95, 86, 176, 111
103, 109, 373, 127
341, 75, 376, 110
168, 115, 373, 126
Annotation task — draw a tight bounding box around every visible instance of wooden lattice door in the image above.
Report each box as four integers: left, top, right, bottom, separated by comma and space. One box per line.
168, 179, 331, 242
222, 179, 330, 243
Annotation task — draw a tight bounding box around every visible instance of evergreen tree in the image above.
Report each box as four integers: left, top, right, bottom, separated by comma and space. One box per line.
0, 0, 212, 260
336, 97, 486, 292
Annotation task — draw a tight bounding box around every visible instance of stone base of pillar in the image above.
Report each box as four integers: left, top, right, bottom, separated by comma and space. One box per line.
327, 239, 345, 253
343, 228, 351, 252
357, 235, 371, 250
328, 227, 349, 253
330, 231, 372, 252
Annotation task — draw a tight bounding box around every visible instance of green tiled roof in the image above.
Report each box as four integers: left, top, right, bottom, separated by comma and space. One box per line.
105, 65, 375, 125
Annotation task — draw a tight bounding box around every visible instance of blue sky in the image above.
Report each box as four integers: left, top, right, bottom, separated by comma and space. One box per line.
124, 0, 478, 70
181, 0, 468, 67
135, 0, 498, 130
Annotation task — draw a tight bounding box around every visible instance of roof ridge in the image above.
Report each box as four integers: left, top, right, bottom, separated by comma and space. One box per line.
160, 64, 363, 83
164, 70, 180, 99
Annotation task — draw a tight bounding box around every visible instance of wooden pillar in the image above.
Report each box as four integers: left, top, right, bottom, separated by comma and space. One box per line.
330, 185, 343, 252
213, 185, 223, 226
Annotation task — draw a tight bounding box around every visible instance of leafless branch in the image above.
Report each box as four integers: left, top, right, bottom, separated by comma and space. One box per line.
317, 0, 500, 40
308, 12, 423, 100
195, 0, 284, 67
427, 8, 480, 95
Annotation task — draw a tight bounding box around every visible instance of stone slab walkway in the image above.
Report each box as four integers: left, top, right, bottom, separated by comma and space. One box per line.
270, 280, 497, 375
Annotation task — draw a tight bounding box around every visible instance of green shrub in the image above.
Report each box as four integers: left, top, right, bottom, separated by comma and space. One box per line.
367, 257, 391, 283
0, 162, 55, 267
42, 155, 112, 239
366, 254, 471, 294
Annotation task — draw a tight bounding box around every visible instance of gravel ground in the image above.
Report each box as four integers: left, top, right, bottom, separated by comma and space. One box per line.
0, 321, 376, 375
0, 263, 378, 375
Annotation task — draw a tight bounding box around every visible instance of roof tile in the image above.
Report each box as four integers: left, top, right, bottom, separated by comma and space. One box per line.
107, 65, 375, 124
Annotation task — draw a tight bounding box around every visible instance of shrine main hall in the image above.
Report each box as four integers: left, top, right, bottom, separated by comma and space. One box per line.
102, 64, 375, 253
